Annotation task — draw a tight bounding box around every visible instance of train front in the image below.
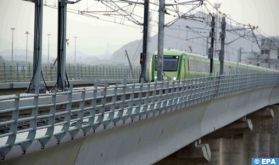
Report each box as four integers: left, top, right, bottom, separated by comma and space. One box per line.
149, 49, 184, 81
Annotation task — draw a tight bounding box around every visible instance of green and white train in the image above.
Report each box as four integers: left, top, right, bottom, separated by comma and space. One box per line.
147, 49, 277, 81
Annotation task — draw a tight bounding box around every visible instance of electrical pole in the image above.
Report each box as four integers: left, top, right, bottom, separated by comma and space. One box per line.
205, 37, 209, 56
31, 0, 43, 94
25, 31, 29, 64
237, 48, 242, 73
208, 15, 215, 75
219, 16, 226, 75
10, 27, 15, 63
57, 0, 67, 91
140, 0, 149, 82
157, 0, 165, 81
47, 34, 51, 64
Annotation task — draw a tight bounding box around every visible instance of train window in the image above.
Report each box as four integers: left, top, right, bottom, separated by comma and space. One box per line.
154, 55, 179, 71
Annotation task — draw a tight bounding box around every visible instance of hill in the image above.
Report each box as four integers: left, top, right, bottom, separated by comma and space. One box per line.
111, 12, 259, 65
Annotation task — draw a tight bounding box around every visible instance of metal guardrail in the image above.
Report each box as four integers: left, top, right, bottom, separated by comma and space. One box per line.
0, 73, 279, 159
0, 62, 141, 83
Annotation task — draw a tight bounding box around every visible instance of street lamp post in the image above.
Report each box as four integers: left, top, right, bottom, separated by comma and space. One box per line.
10, 27, 15, 62
74, 36, 77, 65
25, 31, 30, 64
48, 34, 51, 64
74, 36, 78, 80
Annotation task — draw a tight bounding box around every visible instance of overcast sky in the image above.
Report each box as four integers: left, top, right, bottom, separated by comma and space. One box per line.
0, 0, 278, 61
209, 0, 279, 36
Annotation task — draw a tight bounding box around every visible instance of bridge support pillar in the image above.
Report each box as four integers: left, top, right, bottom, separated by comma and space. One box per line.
155, 140, 211, 165
242, 107, 277, 164
155, 106, 279, 165
208, 137, 244, 165
270, 105, 279, 157
201, 118, 252, 165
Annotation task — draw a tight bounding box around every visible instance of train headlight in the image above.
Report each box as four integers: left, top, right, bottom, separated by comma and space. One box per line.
155, 76, 157, 80
173, 77, 177, 80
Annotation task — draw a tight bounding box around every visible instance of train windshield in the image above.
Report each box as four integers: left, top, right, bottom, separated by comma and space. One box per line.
155, 55, 179, 71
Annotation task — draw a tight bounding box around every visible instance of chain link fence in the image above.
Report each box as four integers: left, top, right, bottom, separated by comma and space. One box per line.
0, 62, 141, 83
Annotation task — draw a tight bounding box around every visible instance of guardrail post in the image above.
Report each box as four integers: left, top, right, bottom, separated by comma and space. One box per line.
0, 94, 20, 159
126, 82, 135, 121
38, 90, 57, 149
98, 82, 107, 129
161, 80, 170, 114
111, 83, 118, 125
89, 82, 98, 133
151, 80, 157, 117
19, 93, 39, 153
119, 80, 127, 123
137, 82, 144, 120
144, 82, 151, 117
69, 88, 86, 139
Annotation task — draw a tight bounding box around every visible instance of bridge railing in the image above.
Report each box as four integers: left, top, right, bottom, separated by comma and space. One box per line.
0, 62, 141, 83
0, 73, 279, 159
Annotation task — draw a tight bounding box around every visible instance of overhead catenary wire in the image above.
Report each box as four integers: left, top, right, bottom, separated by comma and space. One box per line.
42, 0, 275, 69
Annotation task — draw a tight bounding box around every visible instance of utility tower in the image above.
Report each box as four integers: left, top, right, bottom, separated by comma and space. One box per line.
219, 16, 226, 75
208, 15, 215, 74
140, 0, 150, 82
157, 0, 165, 81
31, 0, 43, 94
57, 0, 68, 91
